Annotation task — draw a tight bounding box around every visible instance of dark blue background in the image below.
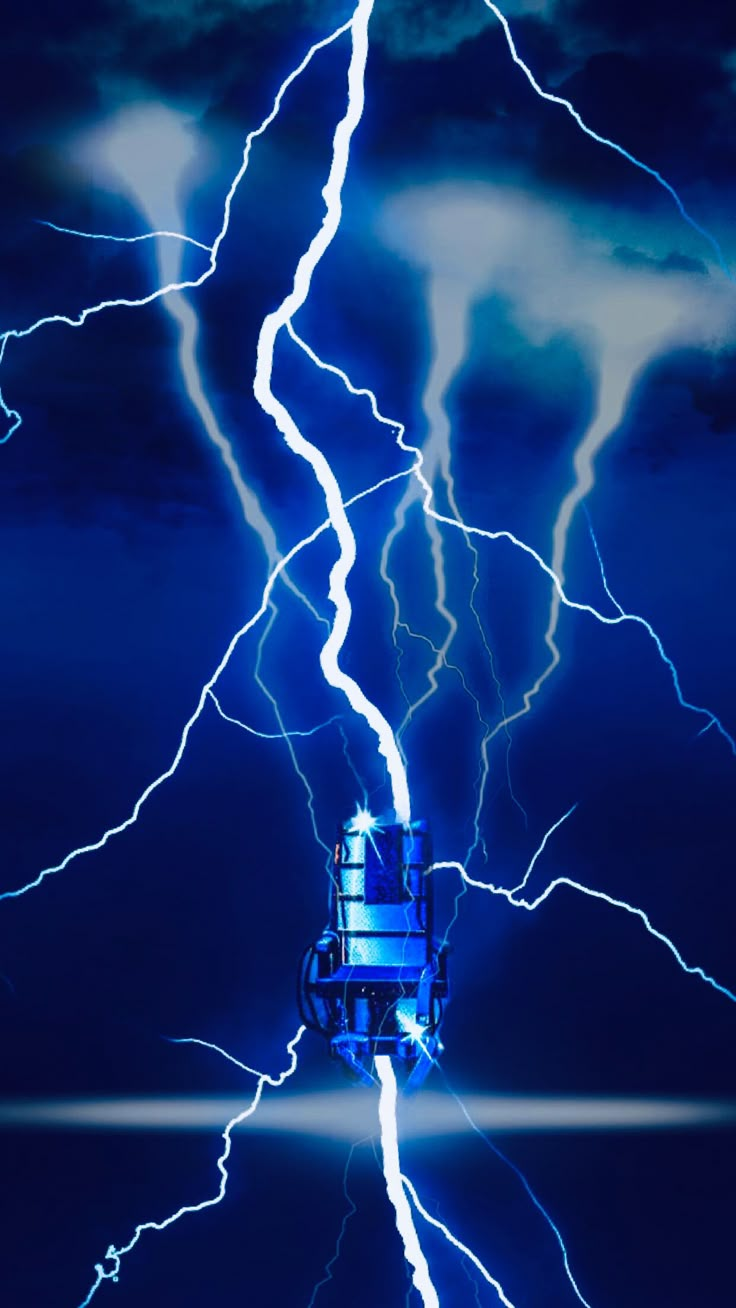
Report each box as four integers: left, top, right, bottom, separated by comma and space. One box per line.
0, 2, 735, 1305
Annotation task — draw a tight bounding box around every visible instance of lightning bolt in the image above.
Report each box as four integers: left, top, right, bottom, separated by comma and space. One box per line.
375, 1061, 518, 1308
0, 20, 424, 1306
481, 1, 731, 280
207, 688, 339, 741
0, 335, 20, 443
30, 0, 411, 859
251, 0, 410, 825
375, 1055, 440, 1308
36, 218, 211, 252
375, 1047, 526, 1308
399, 1003, 592, 1306
77, 1026, 305, 1306
584, 508, 729, 738
401, 1174, 517, 1308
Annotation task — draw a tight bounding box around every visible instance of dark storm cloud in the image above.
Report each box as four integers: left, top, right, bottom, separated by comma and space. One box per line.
55, 0, 546, 64
688, 350, 736, 435
4, 0, 734, 99
611, 246, 708, 277
3, 0, 734, 211
2, 0, 502, 96
556, 0, 736, 61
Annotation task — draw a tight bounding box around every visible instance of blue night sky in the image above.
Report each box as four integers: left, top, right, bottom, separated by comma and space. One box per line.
0, 1, 735, 1305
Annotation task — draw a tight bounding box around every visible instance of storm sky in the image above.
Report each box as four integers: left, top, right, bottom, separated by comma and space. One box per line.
0, 2, 735, 1307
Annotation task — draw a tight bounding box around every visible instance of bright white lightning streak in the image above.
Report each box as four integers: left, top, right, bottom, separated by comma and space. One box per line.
510, 802, 577, 894
36, 219, 211, 253
77, 1026, 305, 1307
431, 855, 736, 1005
0, 18, 353, 445
207, 688, 338, 740
481, 1, 731, 280
167, 1032, 291, 1078
251, 0, 411, 827
0, 467, 413, 901
375, 1055, 439, 1308
401, 1174, 516, 1308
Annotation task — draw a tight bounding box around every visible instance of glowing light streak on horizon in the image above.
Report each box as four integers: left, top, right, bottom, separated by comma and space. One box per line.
3, 1090, 734, 1133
